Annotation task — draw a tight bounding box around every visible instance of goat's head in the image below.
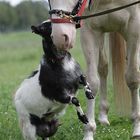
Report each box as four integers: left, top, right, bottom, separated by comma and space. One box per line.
31, 20, 52, 40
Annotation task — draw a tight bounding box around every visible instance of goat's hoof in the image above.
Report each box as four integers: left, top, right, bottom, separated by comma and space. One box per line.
79, 114, 89, 124
86, 91, 94, 99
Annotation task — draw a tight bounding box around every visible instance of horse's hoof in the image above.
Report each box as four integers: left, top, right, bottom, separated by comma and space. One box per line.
132, 123, 140, 139
98, 116, 110, 125
132, 135, 140, 139
83, 137, 94, 140
132, 133, 140, 139
83, 131, 94, 140
99, 119, 110, 125
85, 91, 95, 99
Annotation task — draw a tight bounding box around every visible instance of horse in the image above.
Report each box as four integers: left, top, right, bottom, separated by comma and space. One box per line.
14, 20, 94, 140
47, 0, 140, 139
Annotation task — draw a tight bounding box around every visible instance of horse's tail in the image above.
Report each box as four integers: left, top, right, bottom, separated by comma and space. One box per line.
109, 32, 131, 115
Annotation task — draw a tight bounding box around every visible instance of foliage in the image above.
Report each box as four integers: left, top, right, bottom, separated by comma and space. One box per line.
0, 2, 18, 32
0, 1, 48, 32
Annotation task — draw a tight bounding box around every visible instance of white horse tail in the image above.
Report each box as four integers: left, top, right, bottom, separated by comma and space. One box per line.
109, 32, 131, 115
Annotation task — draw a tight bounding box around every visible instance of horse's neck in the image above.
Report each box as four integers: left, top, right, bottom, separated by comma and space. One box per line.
96, 0, 132, 5
91, 0, 133, 11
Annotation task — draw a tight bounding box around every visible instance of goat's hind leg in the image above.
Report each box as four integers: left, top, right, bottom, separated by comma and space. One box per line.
43, 138, 49, 140
15, 98, 37, 140
18, 116, 36, 140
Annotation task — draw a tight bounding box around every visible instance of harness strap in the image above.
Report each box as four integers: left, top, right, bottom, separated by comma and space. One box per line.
49, 10, 71, 16
77, 0, 88, 28
51, 18, 73, 24
77, 0, 87, 16
48, 0, 51, 10
88, 0, 94, 10
72, 0, 83, 15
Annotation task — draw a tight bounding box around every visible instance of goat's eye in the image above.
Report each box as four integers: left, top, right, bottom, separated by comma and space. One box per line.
41, 27, 44, 30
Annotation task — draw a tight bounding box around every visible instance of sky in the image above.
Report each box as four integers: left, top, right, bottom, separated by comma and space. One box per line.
0, 0, 25, 6
0, 0, 47, 6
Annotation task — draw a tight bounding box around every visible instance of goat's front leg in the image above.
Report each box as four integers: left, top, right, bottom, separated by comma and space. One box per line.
57, 95, 89, 124
71, 97, 89, 124
57, 92, 89, 124
71, 96, 94, 135
80, 75, 94, 99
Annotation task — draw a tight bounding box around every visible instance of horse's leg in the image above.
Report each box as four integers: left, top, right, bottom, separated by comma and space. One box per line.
98, 41, 109, 125
81, 26, 103, 140
125, 16, 140, 138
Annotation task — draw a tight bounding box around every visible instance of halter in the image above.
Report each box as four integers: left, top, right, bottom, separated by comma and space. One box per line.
48, 0, 88, 28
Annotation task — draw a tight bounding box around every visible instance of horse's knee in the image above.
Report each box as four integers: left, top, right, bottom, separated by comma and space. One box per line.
84, 121, 96, 134
125, 70, 140, 90
98, 63, 108, 78
88, 77, 100, 96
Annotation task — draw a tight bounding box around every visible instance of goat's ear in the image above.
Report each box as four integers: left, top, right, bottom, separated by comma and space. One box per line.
31, 25, 40, 34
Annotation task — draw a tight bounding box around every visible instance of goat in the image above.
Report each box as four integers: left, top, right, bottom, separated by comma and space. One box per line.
14, 20, 94, 140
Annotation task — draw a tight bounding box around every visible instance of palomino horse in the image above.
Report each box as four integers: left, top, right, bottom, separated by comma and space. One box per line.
47, 0, 140, 139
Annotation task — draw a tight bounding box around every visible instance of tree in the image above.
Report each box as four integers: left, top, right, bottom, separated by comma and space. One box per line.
0, 2, 18, 32
0, 1, 49, 32
15, 1, 48, 30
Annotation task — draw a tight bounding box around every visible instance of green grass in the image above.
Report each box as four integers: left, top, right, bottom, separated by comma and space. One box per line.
0, 31, 132, 140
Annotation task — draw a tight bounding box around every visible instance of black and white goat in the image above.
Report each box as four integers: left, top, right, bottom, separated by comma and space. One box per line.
14, 21, 94, 140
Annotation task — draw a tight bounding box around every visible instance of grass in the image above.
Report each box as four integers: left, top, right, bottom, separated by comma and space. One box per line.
0, 31, 132, 140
